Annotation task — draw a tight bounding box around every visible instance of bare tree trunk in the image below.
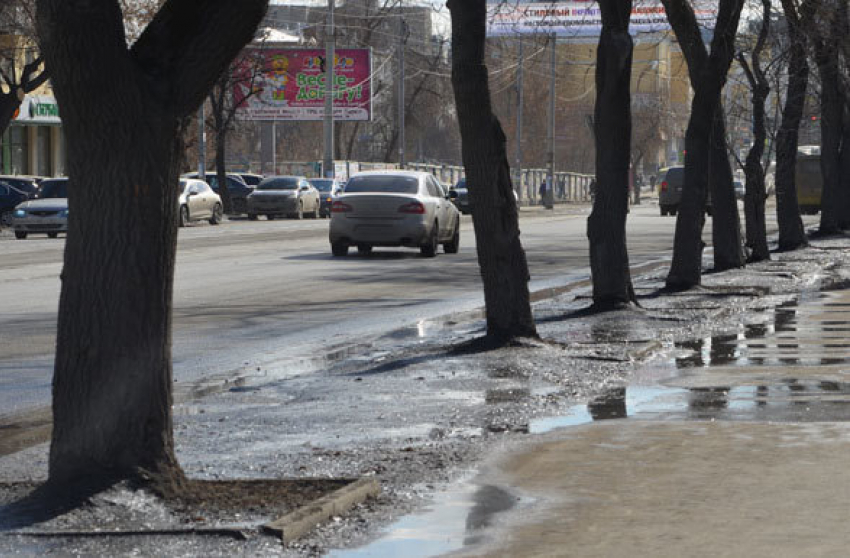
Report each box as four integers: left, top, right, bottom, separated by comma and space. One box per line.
38, 0, 267, 485
588, 0, 637, 309
448, 0, 537, 344
736, 0, 771, 262
214, 129, 233, 214
661, 0, 745, 288
774, 0, 809, 251
707, 104, 746, 269
0, 57, 48, 137
814, 41, 844, 235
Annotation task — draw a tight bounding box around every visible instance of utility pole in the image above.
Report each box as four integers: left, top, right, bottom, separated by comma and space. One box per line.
397, 13, 407, 168
323, 0, 335, 178
197, 104, 205, 177
546, 33, 556, 209
515, 37, 524, 202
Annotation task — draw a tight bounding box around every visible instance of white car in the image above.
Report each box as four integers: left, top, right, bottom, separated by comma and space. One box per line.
10, 178, 68, 239
329, 170, 461, 257
179, 178, 223, 227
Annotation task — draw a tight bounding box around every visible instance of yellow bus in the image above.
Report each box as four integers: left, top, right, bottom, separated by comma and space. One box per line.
795, 146, 822, 214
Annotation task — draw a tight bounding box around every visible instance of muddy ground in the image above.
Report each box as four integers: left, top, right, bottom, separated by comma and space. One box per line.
1, 232, 850, 556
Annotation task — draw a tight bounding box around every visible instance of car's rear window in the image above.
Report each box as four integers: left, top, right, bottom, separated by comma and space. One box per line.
345, 176, 419, 194
39, 179, 68, 199
310, 179, 334, 192
664, 168, 684, 185
258, 177, 299, 190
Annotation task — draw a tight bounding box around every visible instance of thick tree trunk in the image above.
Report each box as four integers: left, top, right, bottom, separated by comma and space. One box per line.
588, 0, 637, 309
707, 104, 746, 270
774, 0, 809, 251
448, 0, 537, 344
815, 43, 844, 235
667, 87, 713, 288
661, 0, 745, 288
38, 0, 267, 485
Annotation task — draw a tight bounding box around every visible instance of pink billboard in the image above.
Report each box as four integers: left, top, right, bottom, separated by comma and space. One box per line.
234, 48, 372, 121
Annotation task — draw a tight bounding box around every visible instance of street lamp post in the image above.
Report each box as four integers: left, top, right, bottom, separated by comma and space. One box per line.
323, 0, 335, 178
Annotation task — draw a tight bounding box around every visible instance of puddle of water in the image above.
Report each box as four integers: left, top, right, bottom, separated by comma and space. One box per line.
328, 481, 516, 558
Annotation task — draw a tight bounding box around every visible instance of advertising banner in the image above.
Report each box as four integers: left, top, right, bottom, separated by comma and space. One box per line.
487, 0, 717, 37
234, 48, 372, 121
13, 95, 61, 125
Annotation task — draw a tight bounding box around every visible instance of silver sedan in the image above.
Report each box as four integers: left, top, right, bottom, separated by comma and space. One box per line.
329, 170, 461, 257
247, 176, 320, 220
10, 178, 68, 239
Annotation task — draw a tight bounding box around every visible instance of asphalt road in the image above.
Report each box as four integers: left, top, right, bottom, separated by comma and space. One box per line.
0, 201, 715, 417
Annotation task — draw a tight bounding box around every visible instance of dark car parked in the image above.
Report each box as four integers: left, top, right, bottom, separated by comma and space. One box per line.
309, 178, 343, 218
0, 181, 30, 225
0, 176, 40, 200
184, 173, 254, 214
238, 173, 264, 187
450, 178, 471, 215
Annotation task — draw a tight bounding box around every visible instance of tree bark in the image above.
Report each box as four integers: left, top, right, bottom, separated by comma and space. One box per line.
774, 0, 809, 251
588, 0, 637, 309
662, 0, 745, 288
736, 0, 771, 262
813, 39, 844, 234
37, 0, 267, 485
707, 103, 746, 269
448, 0, 537, 344
214, 129, 233, 214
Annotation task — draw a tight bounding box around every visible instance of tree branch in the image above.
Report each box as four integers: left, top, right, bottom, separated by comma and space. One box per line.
130, 0, 268, 117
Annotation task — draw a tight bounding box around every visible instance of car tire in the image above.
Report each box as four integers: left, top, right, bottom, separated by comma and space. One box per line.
443, 222, 460, 254
660, 207, 668, 216
357, 244, 372, 255
420, 223, 438, 258
248, 213, 258, 221
209, 203, 223, 225
670, 207, 678, 216
179, 205, 189, 227
48, 232, 59, 239
267, 214, 275, 220
332, 242, 349, 257
14, 230, 27, 240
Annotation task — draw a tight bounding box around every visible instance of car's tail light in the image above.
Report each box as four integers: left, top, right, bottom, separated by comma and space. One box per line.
660, 181, 668, 192
331, 201, 352, 213
398, 201, 425, 214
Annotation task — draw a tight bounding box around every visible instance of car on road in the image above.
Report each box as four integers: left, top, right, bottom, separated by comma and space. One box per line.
0, 182, 31, 226
329, 170, 461, 257
238, 173, 264, 187
450, 179, 471, 214
733, 179, 745, 200
247, 176, 320, 220
183, 172, 253, 214
309, 178, 344, 218
0, 176, 40, 200
10, 178, 68, 239
179, 178, 223, 227
658, 166, 712, 216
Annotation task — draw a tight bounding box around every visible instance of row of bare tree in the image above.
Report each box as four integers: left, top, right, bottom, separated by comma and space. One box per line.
3, 0, 848, 503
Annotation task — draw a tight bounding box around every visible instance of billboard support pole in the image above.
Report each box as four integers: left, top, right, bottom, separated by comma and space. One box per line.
323, 0, 335, 178
516, 37, 524, 201
546, 33, 555, 209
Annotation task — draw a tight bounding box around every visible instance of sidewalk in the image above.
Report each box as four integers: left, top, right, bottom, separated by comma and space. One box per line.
461, 280, 850, 557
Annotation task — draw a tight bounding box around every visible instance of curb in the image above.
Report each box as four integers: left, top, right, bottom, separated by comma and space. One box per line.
262, 477, 381, 544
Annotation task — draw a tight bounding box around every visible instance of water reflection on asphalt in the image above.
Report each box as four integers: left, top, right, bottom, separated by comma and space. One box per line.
336, 291, 850, 556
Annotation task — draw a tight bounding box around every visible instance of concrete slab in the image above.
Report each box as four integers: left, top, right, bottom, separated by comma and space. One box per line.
463, 421, 850, 558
